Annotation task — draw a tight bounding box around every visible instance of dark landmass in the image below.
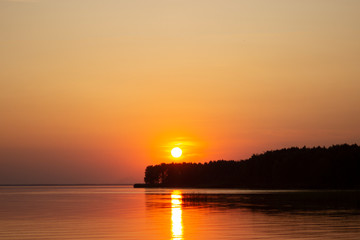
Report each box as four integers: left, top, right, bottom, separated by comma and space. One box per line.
135, 144, 360, 189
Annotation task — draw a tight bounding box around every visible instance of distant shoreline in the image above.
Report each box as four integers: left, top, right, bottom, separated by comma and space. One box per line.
0, 184, 133, 187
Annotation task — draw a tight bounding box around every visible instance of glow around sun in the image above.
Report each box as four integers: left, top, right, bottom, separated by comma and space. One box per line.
171, 147, 182, 158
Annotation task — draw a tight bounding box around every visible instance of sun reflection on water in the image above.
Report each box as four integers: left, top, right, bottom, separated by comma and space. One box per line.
171, 190, 183, 240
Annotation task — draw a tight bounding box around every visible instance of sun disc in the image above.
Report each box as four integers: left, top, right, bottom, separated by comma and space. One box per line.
171, 147, 182, 158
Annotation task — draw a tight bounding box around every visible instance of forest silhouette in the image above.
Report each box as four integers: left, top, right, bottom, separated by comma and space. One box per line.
139, 144, 360, 189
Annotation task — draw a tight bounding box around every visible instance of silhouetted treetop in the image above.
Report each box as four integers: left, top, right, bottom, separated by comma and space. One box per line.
142, 144, 360, 189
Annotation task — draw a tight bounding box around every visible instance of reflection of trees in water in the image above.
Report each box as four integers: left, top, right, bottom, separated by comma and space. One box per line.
181, 191, 360, 214
144, 191, 360, 240
146, 191, 360, 215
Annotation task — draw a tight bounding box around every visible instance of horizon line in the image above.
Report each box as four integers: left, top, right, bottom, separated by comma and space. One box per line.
0, 183, 135, 186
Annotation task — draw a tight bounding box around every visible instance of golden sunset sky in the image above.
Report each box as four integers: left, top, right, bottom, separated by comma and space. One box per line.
1, 0, 359, 184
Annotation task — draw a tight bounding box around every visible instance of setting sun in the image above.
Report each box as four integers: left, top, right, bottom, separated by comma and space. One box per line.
171, 147, 182, 158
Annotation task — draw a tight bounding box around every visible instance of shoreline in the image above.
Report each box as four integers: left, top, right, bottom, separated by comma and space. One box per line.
133, 183, 360, 190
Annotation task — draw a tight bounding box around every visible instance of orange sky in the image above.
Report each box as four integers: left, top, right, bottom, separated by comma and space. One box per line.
1, 0, 360, 184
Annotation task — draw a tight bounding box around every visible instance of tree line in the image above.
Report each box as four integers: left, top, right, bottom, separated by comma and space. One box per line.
143, 144, 360, 189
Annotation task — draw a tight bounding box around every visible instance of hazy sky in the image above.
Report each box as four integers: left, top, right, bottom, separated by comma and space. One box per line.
1, 0, 359, 184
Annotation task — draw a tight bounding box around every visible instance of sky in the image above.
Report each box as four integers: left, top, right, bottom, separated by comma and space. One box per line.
1, 0, 359, 184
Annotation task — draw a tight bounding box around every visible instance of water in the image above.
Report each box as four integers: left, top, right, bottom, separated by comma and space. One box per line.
0, 186, 359, 239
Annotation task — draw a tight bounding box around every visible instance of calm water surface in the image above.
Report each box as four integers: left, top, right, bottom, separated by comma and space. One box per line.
0, 186, 359, 239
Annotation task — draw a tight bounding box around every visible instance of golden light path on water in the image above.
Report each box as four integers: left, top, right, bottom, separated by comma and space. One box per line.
171, 191, 183, 240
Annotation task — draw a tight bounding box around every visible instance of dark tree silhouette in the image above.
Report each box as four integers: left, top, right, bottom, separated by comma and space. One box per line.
141, 144, 360, 189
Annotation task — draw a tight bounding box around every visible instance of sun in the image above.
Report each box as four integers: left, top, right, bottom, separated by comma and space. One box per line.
171, 147, 182, 158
